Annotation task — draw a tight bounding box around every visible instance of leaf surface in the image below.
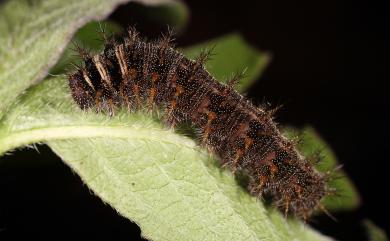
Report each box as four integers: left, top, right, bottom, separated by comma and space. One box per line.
0, 76, 332, 241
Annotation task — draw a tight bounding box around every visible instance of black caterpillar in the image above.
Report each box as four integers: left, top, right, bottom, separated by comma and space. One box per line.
68, 27, 333, 220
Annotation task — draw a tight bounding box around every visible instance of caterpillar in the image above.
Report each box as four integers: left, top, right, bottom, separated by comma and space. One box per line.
67, 27, 333, 220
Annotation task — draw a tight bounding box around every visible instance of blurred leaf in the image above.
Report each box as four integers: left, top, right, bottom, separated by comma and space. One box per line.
50, 21, 123, 75
283, 126, 360, 212
132, 0, 189, 31
364, 220, 389, 241
0, 76, 333, 241
183, 33, 271, 92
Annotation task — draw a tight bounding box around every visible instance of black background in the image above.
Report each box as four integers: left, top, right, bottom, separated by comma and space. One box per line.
0, 0, 388, 240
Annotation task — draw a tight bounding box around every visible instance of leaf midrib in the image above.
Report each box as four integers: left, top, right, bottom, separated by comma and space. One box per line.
0, 125, 193, 154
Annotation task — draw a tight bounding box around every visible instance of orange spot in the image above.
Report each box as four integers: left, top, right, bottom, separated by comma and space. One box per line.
269, 163, 278, 179
234, 149, 244, 163
257, 175, 268, 192
170, 100, 177, 109
236, 123, 250, 136
151, 72, 159, 83
244, 137, 254, 150
148, 87, 157, 108
231, 149, 244, 174
129, 68, 137, 79
203, 126, 211, 143
208, 111, 217, 122
175, 85, 184, 97
262, 151, 276, 164
202, 112, 217, 143
120, 84, 131, 111
132, 84, 141, 107
167, 100, 177, 118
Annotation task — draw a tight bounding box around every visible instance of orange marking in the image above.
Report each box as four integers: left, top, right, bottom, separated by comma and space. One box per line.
129, 68, 137, 79
257, 175, 268, 192
148, 87, 157, 110
132, 84, 141, 107
269, 163, 278, 179
262, 151, 276, 164
233, 149, 244, 164
208, 111, 217, 122
170, 100, 177, 110
244, 137, 254, 150
203, 125, 211, 143
236, 122, 250, 136
202, 112, 217, 143
120, 83, 131, 111
151, 72, 159, 83
231, 149, 245, 174
119, 83, 125, 99
167, 100, 177, 118
175, 85, 184, 97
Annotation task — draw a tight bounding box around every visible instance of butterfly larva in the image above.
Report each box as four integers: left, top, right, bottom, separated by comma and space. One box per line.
68, 27, 333, 220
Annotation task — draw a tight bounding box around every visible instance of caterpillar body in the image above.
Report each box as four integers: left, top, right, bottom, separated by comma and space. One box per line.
68, 28, 331, 219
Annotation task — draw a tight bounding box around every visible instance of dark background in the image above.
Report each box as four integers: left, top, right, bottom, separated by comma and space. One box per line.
0, 0, 388, 240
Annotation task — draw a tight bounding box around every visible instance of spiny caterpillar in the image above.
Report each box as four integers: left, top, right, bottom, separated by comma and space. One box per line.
68, 27, 334, 220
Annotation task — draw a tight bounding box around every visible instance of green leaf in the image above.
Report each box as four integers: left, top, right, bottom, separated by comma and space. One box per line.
0, 0, 169, 114
283, 126, 360, 212
183, 33, 271, 92
0, 76, 333, 241
129, 1, 189, 31
364, 220, 389, 241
